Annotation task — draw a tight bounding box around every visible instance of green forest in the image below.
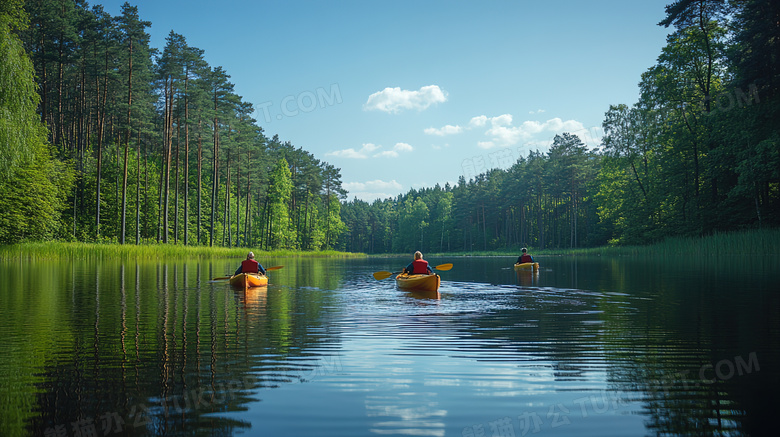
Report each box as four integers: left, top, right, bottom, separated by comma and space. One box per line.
1, 0, 778, 254
340, 0, 780, 254
1, 0, 346, 249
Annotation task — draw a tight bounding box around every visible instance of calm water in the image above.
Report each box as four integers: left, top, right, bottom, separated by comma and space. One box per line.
1, 255, 778, 436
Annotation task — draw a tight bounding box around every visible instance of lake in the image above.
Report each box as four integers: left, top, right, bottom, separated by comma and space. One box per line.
1, 255, 778, 436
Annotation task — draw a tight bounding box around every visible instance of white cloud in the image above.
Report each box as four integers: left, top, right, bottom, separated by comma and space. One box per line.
423, 113, 599, 152
325, 148, 367, 159
325, 143, 380, 159
479, 116, 587, 149
344, 179, 403, 192
372, 142, 414, 158
364, 85, 447, 113
469, 115, 488, 128
343, 179, 404, 201
327, 142, 412, 159
529, 109, 546, 114
425, 116, 487, 137
393, 142, 413, 152
491, 114, 514, 127
424, 125, 463, 136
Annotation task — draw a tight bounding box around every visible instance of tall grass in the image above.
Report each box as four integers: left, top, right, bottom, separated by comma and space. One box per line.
427, 228, 780, 258
0, 242, 365, 261
2, 229, 777, 260
639, 228, 780, 257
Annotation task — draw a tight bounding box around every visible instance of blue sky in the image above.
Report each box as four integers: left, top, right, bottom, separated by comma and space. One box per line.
99, 0, 672, 201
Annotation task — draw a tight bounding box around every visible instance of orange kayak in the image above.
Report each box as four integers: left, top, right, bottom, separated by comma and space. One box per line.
514, 262, 539, 272
229, 273, 268, 288
395, 273, 441, 292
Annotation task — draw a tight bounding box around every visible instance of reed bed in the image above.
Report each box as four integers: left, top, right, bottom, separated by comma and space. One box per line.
0, 242, 365, 261
2, 229, 776, 261
640, 228, 780, 257
428, 228, 780, 258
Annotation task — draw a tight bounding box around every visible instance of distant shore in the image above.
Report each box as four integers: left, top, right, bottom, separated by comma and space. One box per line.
371, 228, 780, 258
0, 242, 365, 261
2, 228, 777, 261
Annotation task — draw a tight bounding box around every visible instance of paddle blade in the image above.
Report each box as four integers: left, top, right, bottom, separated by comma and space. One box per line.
373, 271, 395, 280
433, 263, 453, 271
265, 265, 284, 271
211, 276, 232, 281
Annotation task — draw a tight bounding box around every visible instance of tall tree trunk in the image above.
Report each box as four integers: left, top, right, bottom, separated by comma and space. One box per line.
210, 102, 219, 247
96, 130, 103, 239
325, 182, 331, 248
96, 46, 109, 239
163, 77, 174, 243
197, 124, 202, 245
57, 28, 64, 150
144, 140, 149, 241
121, 36, 133, 244
136, 128, 141, 244
235, 148, 241, 247
244, 152, 251, 246
156, 137, 166, 243
174, 116, 180, 244
225, 153, 231, 247
184, 68, 190, 246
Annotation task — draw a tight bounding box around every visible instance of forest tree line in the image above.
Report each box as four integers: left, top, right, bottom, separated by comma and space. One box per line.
1, 0, 346, 248
2, 0, 777, 253
337, 0, 780, 254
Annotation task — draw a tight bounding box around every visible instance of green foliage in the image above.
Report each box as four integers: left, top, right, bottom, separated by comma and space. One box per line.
6, 0, 347, 250
322, 194, 346, 250
394, 197, 429, 252
0, 2, 73, 244
341, 137, 604, 254
0, 143, 74, 244
340, 0, 780, 253
267, 158, 296, 249
590, 0, 780, 243
0, 7, 38, 179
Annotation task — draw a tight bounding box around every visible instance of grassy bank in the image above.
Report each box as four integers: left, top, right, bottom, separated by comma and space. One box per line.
424, 228, 780, 258
0, 242, 365, 261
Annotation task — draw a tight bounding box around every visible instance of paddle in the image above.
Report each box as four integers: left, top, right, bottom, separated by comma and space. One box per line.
211, 265, 284, 281
372, 263, 453, 281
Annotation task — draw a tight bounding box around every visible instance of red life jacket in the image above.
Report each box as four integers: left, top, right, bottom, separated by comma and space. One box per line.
412, 259, 429, 274
241, 259, 259, 273
519, 254, 533, 263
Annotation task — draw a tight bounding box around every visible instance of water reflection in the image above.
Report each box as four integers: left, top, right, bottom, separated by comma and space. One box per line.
0, 258, 344, 436
0, 255, 777, 436
236, 286, 268, 310
365, 392, 447, 437
405, 290, 441, 301
515, 270, 539, 287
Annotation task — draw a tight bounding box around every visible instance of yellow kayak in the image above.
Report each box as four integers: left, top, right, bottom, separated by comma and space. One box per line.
514, 262, 539, 272
229, 273, 268, 288
395, 273, 441, 292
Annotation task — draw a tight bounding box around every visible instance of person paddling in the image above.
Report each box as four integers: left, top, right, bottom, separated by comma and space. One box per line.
235, 251, 267, 276
517, 248, 534, 264
403, 251, 433, 275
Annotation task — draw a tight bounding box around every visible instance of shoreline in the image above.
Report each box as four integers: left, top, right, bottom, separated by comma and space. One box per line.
0, 242, 365, 261
368, 228, 780, 258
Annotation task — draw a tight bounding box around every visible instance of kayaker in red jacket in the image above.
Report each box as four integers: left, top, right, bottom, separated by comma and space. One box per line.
404, 251, 433, 275
517, 248, 535, 264
235, 251, 267, 275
